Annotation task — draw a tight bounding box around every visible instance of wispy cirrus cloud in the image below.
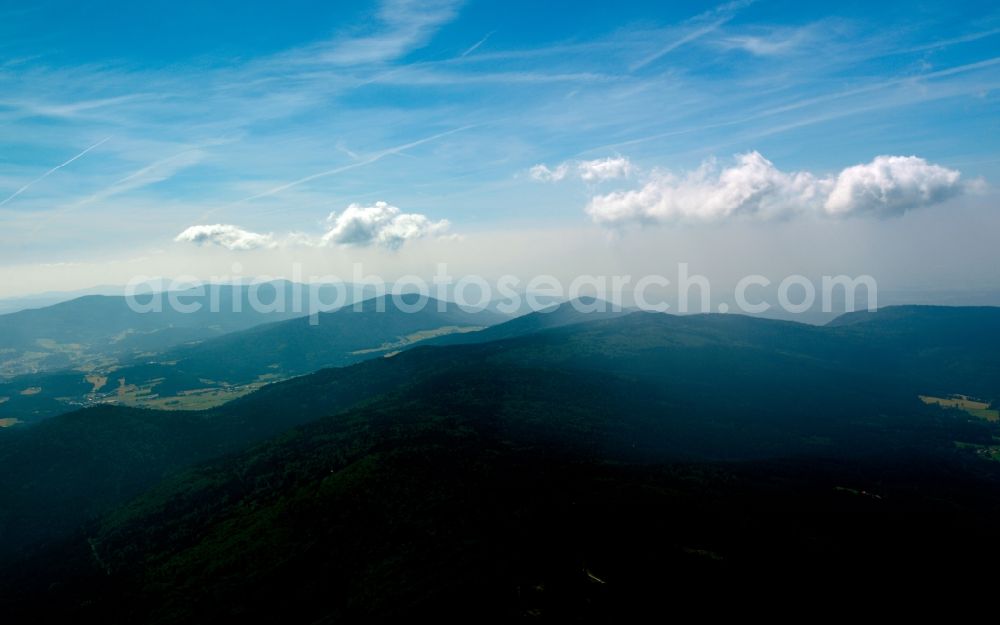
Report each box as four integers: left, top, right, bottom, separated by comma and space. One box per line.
200, 125, 475, 221
0, 94, 149, 123
583, 55, 1000, 156
716, 24, 822, 56
629, 0, 755, 71
306, 0, 462, 66
25, 147, 209, 238
77, 148, 207, 207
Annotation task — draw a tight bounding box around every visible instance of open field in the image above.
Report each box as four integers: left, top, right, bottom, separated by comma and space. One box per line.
85, 374, 108, 393
0, 338, 114, 378
956, 441, 1000, 462
921, 394, 999, 422
351, 325, 485, 356
967, 409, 1000, 422
113, 375, 277, 412
131, 385, 266, 411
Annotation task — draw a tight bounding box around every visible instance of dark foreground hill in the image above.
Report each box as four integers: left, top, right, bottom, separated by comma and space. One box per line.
827, 305, 1000, 399
2, 307, 1000, 621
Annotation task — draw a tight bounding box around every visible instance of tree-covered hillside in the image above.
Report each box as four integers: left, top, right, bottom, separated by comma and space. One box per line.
3, 307, 1000, 621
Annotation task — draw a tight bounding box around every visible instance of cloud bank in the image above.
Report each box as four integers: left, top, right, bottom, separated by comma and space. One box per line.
176, 201, 450, 251
583, 152, 965, 226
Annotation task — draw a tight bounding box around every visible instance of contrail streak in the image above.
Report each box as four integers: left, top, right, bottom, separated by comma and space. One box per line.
461, 31, 495, 57
0, 137, 110, 207
199, 125, 476, 220
583, 55, 1000, 155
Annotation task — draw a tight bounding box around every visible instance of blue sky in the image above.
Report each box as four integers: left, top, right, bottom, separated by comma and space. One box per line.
1, 0, 998, 295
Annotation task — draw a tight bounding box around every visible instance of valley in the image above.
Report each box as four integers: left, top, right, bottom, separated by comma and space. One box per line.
0, 293, 504, 424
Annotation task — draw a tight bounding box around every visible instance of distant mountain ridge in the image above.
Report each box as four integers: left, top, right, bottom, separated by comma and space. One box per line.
2, 305, 998, 568
420, 297, 631, 347
0, 286, 126, 315
108, 293, 505, 393
0, 293, 504, 423
828, 303, 1000, 327
0, 281, 318, 378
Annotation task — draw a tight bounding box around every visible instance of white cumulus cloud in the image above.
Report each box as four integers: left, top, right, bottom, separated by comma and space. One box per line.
577, 157, 634, 182
529, 163, 570, 182
176, 201, 451, 252
322, 201, 451, 249
531, 156, 634, 183
824, 155, 962, 217
174, 224, 277, 251
585, 152, 964, 227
